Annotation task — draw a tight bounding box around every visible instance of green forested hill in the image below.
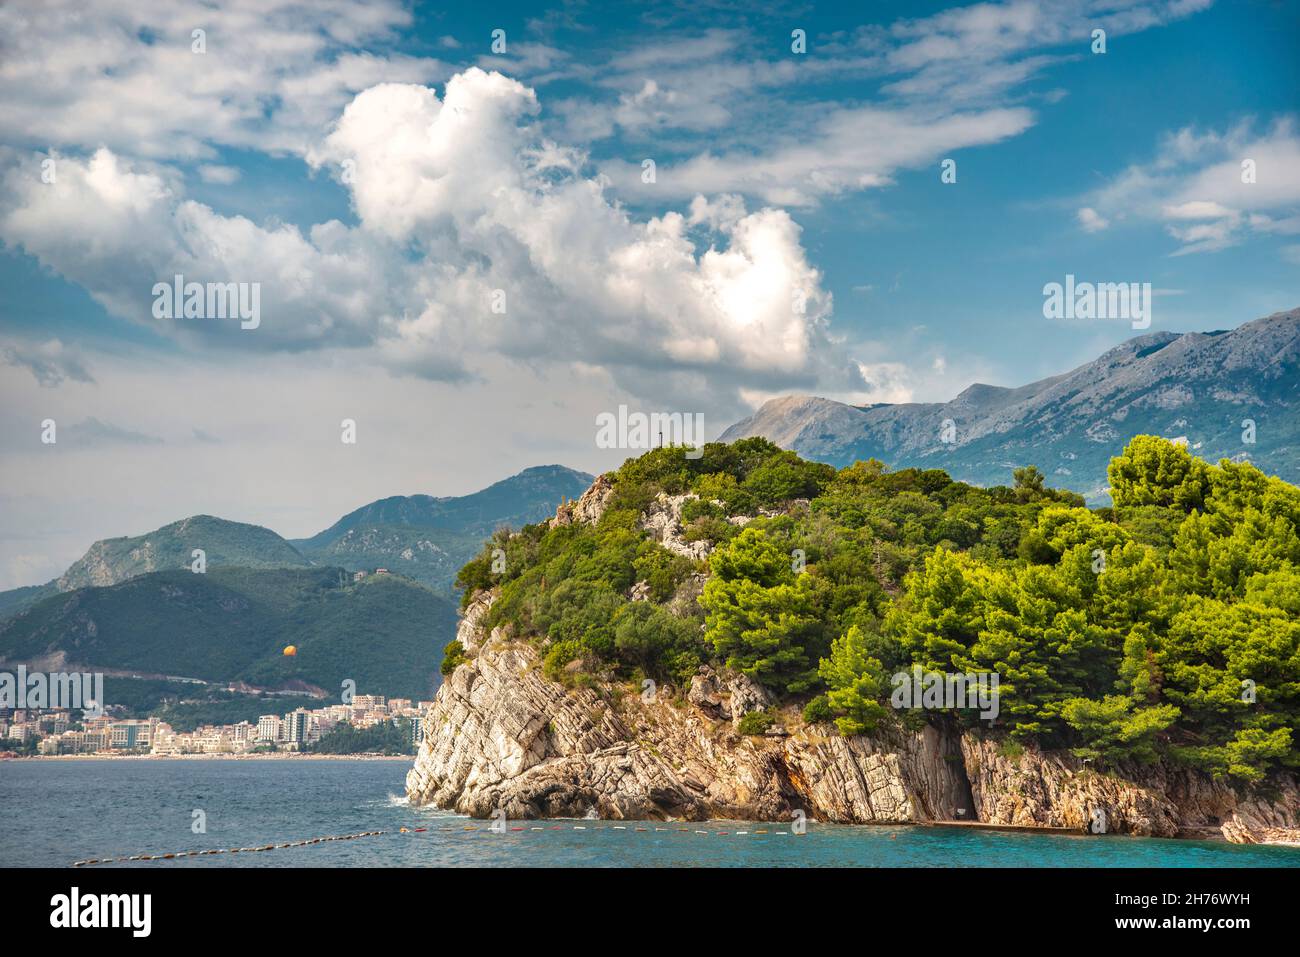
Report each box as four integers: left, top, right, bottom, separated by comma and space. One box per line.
298, 464, 594, 545
455, 436, 1300, 783
293, 465, 594, 590
0, 515, 314, 621
294, 524, 485, 593
0, 566, 457, 701
56, 514, 312, 589
0, 466, 593, 620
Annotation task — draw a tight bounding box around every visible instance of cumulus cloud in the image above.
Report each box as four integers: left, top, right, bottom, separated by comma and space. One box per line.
0, 147, 405, 356
0, 69, 866, 407
309, 70, 857, 398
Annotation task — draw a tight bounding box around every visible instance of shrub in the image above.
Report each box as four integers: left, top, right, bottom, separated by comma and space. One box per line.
440, 640, 468, 676
542, 639, 586, 683
802, 694, 834, 724
737, 709, 775, 736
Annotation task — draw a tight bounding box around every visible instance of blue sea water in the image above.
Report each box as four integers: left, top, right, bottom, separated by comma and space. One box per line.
3, 758, 1298, 868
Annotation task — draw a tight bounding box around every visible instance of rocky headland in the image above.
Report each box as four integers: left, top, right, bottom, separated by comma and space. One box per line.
407, 597, 1300, 844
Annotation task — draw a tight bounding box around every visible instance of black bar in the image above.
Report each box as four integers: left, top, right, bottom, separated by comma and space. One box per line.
12, 866, 1286, 943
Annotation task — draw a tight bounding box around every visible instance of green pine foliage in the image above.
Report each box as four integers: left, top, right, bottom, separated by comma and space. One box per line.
456, 435, 1300, 782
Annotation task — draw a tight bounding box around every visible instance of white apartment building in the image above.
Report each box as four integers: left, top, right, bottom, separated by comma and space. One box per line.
257, 714, 282, 743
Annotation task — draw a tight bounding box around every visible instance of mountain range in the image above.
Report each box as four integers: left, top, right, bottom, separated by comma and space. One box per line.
721, 308, 1300, 500
6, 308, 1297, 713
292, 464, 592, 588
0, 464, 592, 620
0, 465, 591, 708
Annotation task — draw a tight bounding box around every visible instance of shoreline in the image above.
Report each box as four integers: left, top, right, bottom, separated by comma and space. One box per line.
9, 756, 1299, 848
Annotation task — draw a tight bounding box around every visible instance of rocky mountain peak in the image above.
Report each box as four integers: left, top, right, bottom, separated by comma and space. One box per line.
720, 308, 1300, 501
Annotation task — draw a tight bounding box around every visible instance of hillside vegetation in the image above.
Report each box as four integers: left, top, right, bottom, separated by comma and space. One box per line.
0, 515, 313, 621
293, 464, 594, 590
57, 515, 311, 589
0, 566, 457, 701
452, 436, 1300, 782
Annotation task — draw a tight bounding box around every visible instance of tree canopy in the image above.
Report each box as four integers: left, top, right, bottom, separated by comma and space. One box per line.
450, 435, 1300, 782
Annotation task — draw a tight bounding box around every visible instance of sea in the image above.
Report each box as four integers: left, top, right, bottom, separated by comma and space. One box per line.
4, 758, 1299, 868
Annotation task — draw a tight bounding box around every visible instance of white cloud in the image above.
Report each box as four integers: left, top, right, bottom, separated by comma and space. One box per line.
0, 70, 867, 408
197, 165, 241, 185
62, 417, 164, 447
1, 338, 95, 387
308, 71, 853, 395
599, 103, 1035, 206
0, 0, 446, 160
881, 0, 1212, 68
0, 147, 404, 356
1077, 206, 1109, 232
556, 2, 1209, 148
618, 1, 1211, 205
1163, 200, 1234, 220
1081, 117, 1300, 254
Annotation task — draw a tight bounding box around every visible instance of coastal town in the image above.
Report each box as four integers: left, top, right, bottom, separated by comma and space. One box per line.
0, 694, 433, 756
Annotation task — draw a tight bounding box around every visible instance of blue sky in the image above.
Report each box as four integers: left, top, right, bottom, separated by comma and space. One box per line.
0, 0, 1297, 588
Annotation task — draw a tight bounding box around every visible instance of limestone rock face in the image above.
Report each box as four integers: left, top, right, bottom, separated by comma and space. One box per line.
961, 734, 1300, 843
638, 493, 712, 560
409, 589, 1300, 842
550, 474, 614, 529
407, 631, 969, 823
687, 665, 775, 729
453, 589, 497, 653
960, 736, 1177, 835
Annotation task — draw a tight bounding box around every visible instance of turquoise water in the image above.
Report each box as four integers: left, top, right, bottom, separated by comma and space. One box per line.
3, 759, 1298, 868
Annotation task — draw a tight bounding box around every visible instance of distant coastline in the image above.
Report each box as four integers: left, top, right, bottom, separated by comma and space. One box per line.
4, 752, 411, 761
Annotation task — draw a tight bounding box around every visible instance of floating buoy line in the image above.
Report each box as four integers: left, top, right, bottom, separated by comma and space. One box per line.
71, 823, 804, 866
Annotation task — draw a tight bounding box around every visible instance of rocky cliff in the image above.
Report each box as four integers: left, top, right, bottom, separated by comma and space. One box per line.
407, 591, 972, 824
406, 591, 1300, 844
961, 735, 1300, 843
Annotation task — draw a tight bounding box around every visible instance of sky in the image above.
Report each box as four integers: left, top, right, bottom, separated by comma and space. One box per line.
0, 0, 1298, 590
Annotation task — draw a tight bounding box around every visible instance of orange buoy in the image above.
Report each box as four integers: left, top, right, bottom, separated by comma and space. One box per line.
282, 645, 297, 656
